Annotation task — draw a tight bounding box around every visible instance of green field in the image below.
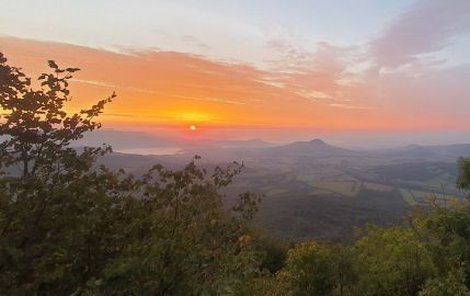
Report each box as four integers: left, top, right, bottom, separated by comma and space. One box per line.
364, 182, 393, 192
314, 180, 359, 197
399, 189, 417, 206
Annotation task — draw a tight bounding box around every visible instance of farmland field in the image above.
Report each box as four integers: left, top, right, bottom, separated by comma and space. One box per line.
399, 189, 417, 206
313, 180, 359, 197
364, 182, 393, 192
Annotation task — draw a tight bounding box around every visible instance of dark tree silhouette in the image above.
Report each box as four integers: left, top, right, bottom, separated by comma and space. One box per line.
0, 52, 261, 295
0, 52, 115, 181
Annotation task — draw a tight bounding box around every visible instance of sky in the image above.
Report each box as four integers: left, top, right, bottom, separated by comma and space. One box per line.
1, 0, 470, 144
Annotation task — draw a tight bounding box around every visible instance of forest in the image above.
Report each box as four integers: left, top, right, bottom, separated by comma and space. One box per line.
1, 53, 470, 295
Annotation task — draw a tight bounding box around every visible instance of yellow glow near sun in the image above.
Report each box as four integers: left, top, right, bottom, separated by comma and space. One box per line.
169, 111, 212, 123
189, 125, 197, 131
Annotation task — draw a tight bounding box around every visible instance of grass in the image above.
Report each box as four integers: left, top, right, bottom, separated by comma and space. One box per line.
296, 174, 317, 183
313, 180, 359, 197
364, 182, 393, 192
399, 189, 417, 206
411, 190, 436, 199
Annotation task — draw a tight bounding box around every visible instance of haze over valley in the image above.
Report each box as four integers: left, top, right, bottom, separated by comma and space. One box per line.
83, 130, 470, 241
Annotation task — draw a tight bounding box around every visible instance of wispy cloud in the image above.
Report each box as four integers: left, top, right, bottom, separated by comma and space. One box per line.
71, 79, 117, 88
329, 103, 372, 110
370, 0, 470, 68
181, 35, 210, 50
2, 34, 470, 130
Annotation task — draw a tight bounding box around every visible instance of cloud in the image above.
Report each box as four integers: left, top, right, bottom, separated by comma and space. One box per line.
2, 35, 470, 131
329, 103, 372, 110
370, 0, 470, 68
71, 79, 117, 88
181, 35, 210, 50
267, 41, 363, 105
0, 36, 335, 128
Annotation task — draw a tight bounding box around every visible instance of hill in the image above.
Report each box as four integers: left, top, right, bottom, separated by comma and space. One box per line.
92, 139, 468, 241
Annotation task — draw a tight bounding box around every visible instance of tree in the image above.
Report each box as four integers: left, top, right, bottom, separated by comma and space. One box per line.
0, 53, 115, 182
352, 226, 434, 296
457, 157, 470, 194
419, 202, 470, 288
419, 267, 470, 296
0, 51, 118, 294
91, 159, 262, 295
0, 52, 261, 295
277, 242, 337, 296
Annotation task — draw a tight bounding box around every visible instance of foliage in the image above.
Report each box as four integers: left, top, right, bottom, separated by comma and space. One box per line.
352, 226, 434, 296
252, 201, 470, 296
249, 228, 287, 274
90, 160, 262, 295
420, 202, 470, 287
419, 267, 470, 296
0, 52, 114, 181
458, 157, 470, 192
0, 53, 261, 295
277, 242, 337, 295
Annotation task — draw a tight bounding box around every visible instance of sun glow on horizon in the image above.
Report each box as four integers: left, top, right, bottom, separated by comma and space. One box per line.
169, 112, 212, 123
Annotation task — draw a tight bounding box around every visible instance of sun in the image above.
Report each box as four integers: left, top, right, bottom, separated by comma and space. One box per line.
188, 125, 197, 131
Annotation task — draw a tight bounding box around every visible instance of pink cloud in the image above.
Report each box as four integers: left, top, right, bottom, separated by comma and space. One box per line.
2, 36, 470, 131
370, 0, 470, 68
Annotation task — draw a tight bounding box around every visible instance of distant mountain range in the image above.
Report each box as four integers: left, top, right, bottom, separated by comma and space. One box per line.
263, 138, 355, 157
372, 143, 470, 162
76, 129, 470, 162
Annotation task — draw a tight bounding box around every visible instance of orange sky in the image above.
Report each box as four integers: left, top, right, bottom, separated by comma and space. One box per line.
1, 36, 469, 133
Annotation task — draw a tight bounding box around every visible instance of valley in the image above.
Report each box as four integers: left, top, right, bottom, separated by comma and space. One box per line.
98, 138, 468, 241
